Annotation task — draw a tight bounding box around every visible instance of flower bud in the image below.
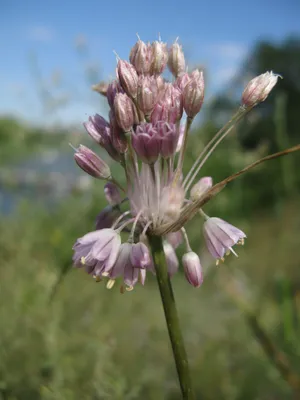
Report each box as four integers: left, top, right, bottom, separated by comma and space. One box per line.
106, 80, 124, 108
166, 231, 183, 249
163, 84, 183, 122
150, 41, 168, 75
130, 40, 152, 75
104, 182, 121, 206
83, 115, 121, 162
95, 205, 120, 229
156, 121, 179, 159
190, 177, 213, 201
175, 72, 190, 92
182, 251, 203, 288
109, 110, 128, 154
132, 123, 161, 164
114, 93, 135, 132
168, 42, 186, 78
74, 145, 111, 179
242, 71, 280, 107
117, 60, 138, 98
163, 242, 179, 277
137, 76, 160, 115
130, 242, 151, 268
183, 70, 205, 118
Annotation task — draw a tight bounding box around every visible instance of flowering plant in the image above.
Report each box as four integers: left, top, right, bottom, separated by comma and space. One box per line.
72, 37, 299, 399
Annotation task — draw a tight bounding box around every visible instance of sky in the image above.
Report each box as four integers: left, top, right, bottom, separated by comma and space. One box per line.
1, 0, 300, 125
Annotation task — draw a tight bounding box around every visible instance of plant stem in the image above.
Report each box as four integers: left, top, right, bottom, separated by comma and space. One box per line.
148, 234, 195, 400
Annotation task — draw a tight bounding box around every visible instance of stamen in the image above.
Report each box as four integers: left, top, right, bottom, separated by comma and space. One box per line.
106, 279, 115, 289
216, 259, 220, 266
126, 286, 134, 292
102, 272, 109, 277
93, 275, 102, 282
81, 256, 86, 265
230, 247, 238, 257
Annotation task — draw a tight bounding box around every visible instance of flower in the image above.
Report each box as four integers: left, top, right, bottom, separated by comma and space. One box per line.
74, 145, 111, 179
182, 251, 203, 287
242, 71, 280, 107
71, 36, 281, 291
203, 217, 246, 263
73, 228, 121, 276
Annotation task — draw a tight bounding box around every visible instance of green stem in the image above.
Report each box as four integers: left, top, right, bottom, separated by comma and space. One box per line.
148, 234, 195, 400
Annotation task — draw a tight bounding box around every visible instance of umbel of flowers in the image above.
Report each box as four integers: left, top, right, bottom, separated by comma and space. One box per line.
72, 37, 279, 292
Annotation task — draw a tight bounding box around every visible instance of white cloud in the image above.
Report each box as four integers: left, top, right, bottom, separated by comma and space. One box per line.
27, 25, 56, 42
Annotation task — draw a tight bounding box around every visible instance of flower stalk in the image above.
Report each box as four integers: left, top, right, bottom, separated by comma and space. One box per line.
148, 234, 195, 400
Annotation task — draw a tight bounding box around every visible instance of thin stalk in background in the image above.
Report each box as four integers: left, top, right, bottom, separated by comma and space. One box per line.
148, 234, 195, 400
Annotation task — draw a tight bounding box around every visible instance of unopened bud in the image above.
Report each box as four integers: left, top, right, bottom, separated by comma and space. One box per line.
130, 242, 151, 268
182, 251, 203, 288
137, 76, 160, 115
150, 41, 168, 75
114, 93, 135, 132
130, 40, 152, 75
109, 110, 128, 154
74, 145, 111, 179
117, 60, 138, 98
183, 70, 205, 118
163, 242, 179, 277
190, 177, 213, 201
104, 182, 121, 206
106, 80, 124, 108
168, 42, 186, 78
175, 72, 190, 92
95, 205, 120, 229
242, 71, 280, 107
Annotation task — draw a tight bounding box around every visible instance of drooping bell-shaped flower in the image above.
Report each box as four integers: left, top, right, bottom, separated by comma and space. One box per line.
130, 242, 151, 268
73, 228, 121, 276
182, 251, 203, 287
203, 217, 246, 261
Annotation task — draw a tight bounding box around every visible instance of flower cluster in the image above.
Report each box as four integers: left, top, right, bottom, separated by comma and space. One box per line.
72, 36, 279, 291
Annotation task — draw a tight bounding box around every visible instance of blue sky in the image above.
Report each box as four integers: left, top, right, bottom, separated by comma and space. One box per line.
1, 0, 300, 125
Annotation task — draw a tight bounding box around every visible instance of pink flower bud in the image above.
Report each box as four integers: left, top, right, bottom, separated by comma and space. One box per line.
166, 231, 183, 249
137, 76, 160, 115
163, 242, 179, 277
114, 93, 135, 132
117, 60, 138, 98
132, 123, 161, 164
242, 71, 280, 107
150, 41, 168, 75
156, 121, 179, 159
83, 115, 121, 162
183, 70, 205, 118
95, 206, 120, 229
182, 251, 203, 288
163, 84, 183, 122
74, 145, 111, 179
130, 242, 151, 268
168, 42, 186, 78
106, 80, 124, 108
104, 182, 121, 206
175, 72, 191, 92
190, 176, 213, 201
130, 40, 152, 75
109, 110, 128, 154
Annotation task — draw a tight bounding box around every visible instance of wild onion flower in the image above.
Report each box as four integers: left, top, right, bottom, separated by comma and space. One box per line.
72, 36, 281, 291
70, 35, 300, 399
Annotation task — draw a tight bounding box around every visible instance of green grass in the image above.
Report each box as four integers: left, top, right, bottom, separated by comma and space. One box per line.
0, 198, 299, 400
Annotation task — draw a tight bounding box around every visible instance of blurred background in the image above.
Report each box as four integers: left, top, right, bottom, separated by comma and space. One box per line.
1, 0, 300, 399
